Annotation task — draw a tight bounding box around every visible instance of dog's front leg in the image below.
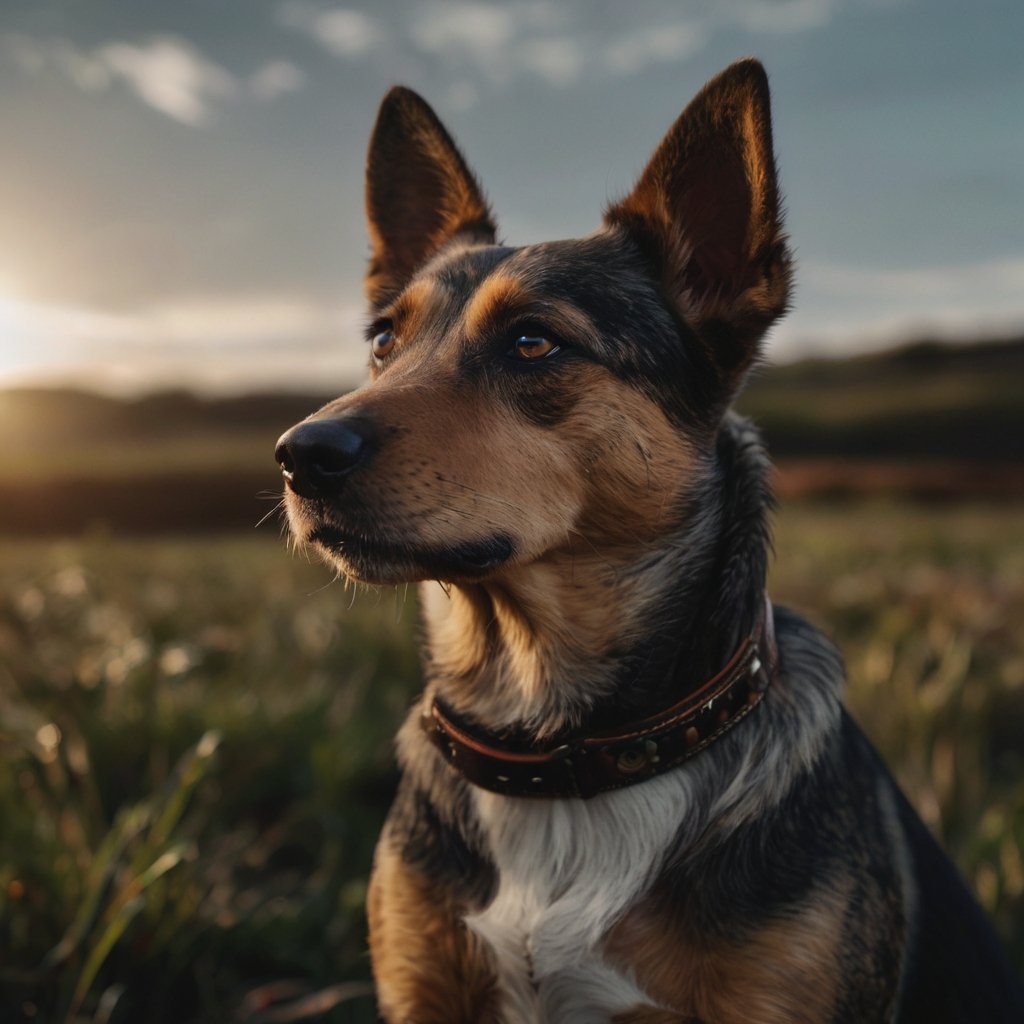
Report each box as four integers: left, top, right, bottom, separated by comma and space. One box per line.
368, 829, 502, 1023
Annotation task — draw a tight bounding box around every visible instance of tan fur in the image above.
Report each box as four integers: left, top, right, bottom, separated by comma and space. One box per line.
605, 886, 848, 1024
463, 268, 603, 346
462, 271, 537, 339
380, 277, 444, 349
368, 835, 501, 1023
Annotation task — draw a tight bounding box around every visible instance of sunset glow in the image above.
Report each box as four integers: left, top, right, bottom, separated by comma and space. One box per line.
0, 282, 28, 355
0, 295, 19, 334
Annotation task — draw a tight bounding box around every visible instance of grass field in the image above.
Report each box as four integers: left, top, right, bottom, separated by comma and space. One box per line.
1, 500, 1023, 1022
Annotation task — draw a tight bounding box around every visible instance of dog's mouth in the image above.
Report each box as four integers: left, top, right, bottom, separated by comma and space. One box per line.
307, 524, 515, 584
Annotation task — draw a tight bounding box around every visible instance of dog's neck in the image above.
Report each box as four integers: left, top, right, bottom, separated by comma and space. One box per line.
423, 415, 772, 740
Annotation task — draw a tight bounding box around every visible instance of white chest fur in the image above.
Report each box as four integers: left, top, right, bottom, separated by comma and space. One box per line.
465, 773, 694, 1023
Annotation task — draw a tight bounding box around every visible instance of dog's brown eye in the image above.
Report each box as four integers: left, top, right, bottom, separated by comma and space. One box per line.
372, 330, 396, 359
511, 336, 559, 360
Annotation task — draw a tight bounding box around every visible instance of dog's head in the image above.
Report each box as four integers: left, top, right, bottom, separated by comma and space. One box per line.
277, 59, 791, 585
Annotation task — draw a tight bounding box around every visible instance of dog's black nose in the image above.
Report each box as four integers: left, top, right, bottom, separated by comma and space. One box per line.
275, 417, 369, 498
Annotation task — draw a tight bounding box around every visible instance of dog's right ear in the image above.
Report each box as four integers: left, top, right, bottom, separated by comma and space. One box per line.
364, 87, 496, 308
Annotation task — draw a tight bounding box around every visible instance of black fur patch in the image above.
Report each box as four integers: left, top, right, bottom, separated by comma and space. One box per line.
308, 524, 514, 579
387, 778, 495, 910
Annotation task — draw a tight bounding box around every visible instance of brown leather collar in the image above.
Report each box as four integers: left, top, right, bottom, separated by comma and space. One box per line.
422, 593, 779, 799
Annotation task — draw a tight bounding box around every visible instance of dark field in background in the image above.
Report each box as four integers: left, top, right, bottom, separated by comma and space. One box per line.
1, 335, 1023, 1021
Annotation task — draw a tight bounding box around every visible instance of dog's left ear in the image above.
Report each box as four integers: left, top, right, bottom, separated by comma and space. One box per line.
605, 59, 791, 389
365, 87, 497, 308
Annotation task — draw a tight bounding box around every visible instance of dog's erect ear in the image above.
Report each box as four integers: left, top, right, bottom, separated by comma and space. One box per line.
364, 87, 496, 308
605, 59, 791, 386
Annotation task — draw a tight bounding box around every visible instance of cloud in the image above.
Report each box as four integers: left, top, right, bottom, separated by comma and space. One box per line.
412, 3, 519, 57
0, 292, 360, 352
444, 80, 480, 111
49, 40, 113, 92
410, 2, 584, 87
604, 22, 707, 76
803, 256, 1024, 301
732, 0, 838, 34
270, 1, 853, 94
277, 3, 386, 58
3, 33, 109, 88
249, 59, 306, 100
277, 1, 583, 89
2, 33, 241, 125
146, 295, 349, 346
97, 37, 239, 125
401, 1, 843, 89
0, 292, 369, 394
518, 37, 585, 87
773, 255, 1024, 359
4, 32, 309, 122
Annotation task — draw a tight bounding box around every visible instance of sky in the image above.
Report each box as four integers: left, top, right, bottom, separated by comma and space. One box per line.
0, 0, 1022, 394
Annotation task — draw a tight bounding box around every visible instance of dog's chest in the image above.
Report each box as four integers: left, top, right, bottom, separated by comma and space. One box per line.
465, 776, 692, 1022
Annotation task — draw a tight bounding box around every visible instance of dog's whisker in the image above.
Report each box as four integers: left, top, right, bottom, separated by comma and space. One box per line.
435, 477, 528, 516
306, 573, 341, 597
254, 499, 286, 530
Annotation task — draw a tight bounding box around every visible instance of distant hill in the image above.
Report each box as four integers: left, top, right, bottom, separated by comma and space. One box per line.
0, 335, 1021, 533
737, 335, 1024, 463
0, 388, 328, 476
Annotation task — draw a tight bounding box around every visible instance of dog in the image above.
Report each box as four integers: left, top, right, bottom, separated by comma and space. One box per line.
275, 59, 1024, 1023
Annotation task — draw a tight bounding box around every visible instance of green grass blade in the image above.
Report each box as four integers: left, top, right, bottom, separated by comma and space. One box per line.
66, 844, 190, 1020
